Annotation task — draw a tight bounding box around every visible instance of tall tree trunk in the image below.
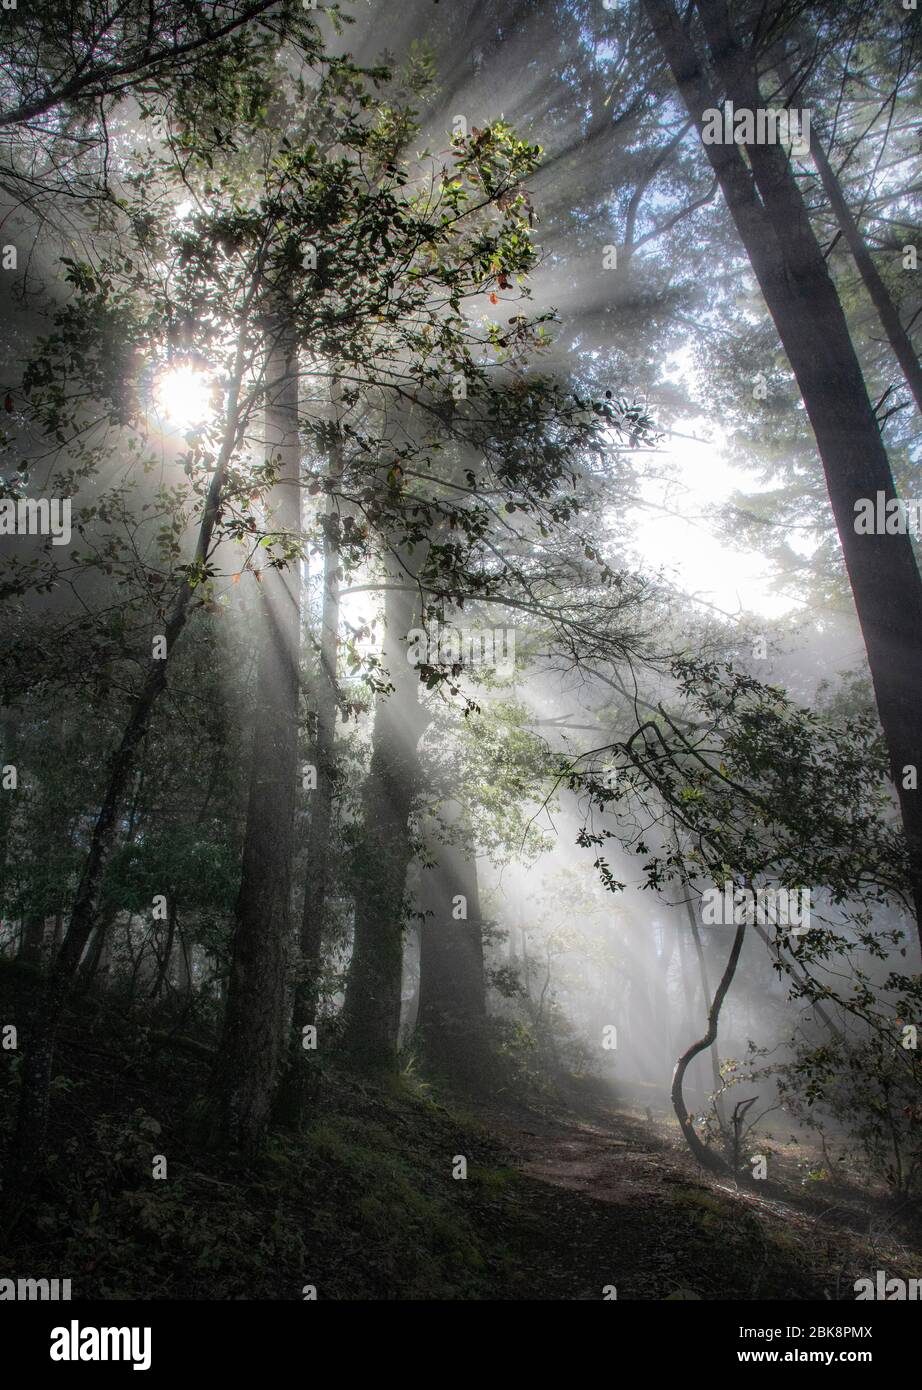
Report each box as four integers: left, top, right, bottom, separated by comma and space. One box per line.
644, 0, 922, 944
17, 912, 46, 968
150, 898, 178, 999
654, 918, 676, 1081
340, 571, 430, 1073
212, 311, 302, 1156
275, 406, 343, 1125
417, 820, 488, 1086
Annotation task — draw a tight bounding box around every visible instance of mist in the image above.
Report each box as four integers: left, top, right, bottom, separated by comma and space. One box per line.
0, 0, 920, 1350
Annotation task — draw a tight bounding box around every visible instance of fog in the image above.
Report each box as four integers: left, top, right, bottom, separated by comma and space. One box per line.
1, 0, 920, 1321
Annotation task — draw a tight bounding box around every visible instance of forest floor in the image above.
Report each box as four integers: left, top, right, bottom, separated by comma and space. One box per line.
464, 1081, 922, 1299
1, 960, 920, 1300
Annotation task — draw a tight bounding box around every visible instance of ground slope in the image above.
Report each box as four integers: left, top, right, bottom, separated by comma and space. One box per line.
1, 962, 919, 1300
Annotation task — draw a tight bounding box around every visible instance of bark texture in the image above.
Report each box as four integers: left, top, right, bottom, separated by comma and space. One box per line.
417, 827, 488, 1085
212, 314, 302, 1155
340, 573, 429, 1072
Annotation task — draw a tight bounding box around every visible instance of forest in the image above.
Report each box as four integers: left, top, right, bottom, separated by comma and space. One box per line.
0, 0, 921, 1341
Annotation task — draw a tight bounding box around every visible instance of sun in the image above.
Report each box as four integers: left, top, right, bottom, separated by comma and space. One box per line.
153, 362, 215, 430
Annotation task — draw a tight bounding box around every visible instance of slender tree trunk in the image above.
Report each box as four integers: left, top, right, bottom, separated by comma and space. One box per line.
151, 898, 178, 999
749, 919, 842, 1039
77, 904, 118, 993
625, 919, 657, 1085
340, 571, 430, 1072
175, 924, 193, 998
17, 912, 46, 968
521, 925, 531, 1004
275, 404, 343, 1124
654, 918, 676, 1080
14, 660, 184, 1175
50, 908, 64, 960
417, 823, 488, 1085
644, 0, 922, 943
211, 311, 301, 1156
11, 325, 249, 1181
683, 894, 724, 1123
671, 917, 746, 1175
674, 911, 700, 1089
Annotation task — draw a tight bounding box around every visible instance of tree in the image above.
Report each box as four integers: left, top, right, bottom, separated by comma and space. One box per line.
0, 0, 318, 130
642, 0, 922, 943
211, 303, 301, 1154
273, 384, 345, 1125
339, 561, 430, 1071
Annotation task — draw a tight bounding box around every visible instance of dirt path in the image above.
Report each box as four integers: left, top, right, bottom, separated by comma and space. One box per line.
485, 1091, 722, 1200
469, 1091, 922, 1300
